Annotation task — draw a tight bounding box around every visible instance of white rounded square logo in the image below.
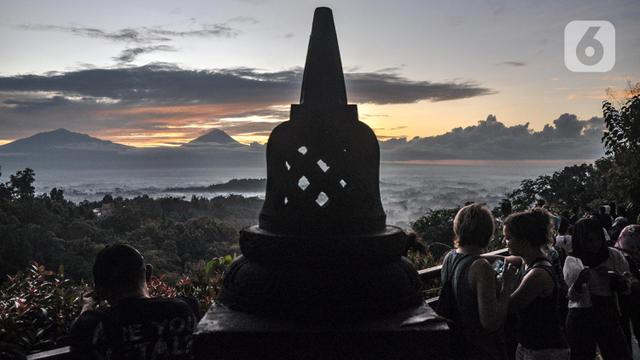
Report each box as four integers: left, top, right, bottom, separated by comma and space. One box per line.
564, 20, 615, 72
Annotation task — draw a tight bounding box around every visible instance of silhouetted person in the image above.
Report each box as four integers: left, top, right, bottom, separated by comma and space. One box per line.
569, 206, 581, 225
556, 217, 572, 255
70, 244, 199, 360
611, 206, 630, 242
563, 218, 632, 360
598, 205, 614, 231
616, 225, 640, 356
438, 203, 518, 360
404, 231, 428, 256
503, 209, 569, 359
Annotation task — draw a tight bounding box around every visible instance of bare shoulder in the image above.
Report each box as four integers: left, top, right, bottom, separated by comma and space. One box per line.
523, 267, 554, 294
469, 258, 494, 283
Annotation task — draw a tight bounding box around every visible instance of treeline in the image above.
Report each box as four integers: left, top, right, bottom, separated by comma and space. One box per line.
0, 168, 263, 282
410, 93, 640, 256
508, 93, 640, 218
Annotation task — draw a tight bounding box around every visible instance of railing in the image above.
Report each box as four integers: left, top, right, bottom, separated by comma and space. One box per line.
419, 247, 509, 301
26, 248, 509, 360
26, 346, 70, 360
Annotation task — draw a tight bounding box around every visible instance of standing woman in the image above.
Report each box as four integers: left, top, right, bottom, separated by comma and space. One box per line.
439, 203, 518, 360
503, 209, 569, 360
615, 225, 640, 356
563, 218, 631, 360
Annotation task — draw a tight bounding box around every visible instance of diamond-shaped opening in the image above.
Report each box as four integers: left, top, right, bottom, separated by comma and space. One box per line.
315, 192, 329, 207
298, 146, 308, 155
284, 197, 288, 205
285, 161, 291, 170
317, 159, 329, 172
339, 179, 347, 188
298, 176, 310, 191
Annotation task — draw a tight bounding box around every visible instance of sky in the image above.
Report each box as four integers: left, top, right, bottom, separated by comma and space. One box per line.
0, 0, 639, 148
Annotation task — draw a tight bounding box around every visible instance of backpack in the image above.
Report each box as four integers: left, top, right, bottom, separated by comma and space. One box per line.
436, 252, 469, 323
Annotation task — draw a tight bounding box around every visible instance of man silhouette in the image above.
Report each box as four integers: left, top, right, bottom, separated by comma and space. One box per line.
70, 244, 199, 360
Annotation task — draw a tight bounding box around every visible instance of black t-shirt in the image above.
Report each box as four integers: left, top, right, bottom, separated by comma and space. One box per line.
70, 297, 199, 360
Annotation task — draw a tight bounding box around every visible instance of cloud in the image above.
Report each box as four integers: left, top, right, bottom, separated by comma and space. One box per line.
18, 24, 169, 43
114, 45, 177, 64
501, 61, 526, 67
18, 23, 239, 43
148, 24, 238, 38
227, 16, 259, 25
216, 121, 282, 136
2, 95, 73, 111
345, 72, 495, 103
380, 114, 605, 160
0, 63, 493, 106
0, 63, 494, 143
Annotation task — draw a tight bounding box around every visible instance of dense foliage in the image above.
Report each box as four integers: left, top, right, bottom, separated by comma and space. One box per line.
0, 168, 262, 282
0, 256, 231, 357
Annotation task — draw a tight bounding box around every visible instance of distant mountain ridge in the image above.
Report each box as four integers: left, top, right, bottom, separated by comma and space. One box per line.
0, 128, 264, 170
187, 129, 240, 145
0, 128, 131, 153
166, 178, 267, 192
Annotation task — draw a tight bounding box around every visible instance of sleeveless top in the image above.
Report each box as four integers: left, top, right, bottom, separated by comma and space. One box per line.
516, 260, 568, 350
441, 250, 507, 360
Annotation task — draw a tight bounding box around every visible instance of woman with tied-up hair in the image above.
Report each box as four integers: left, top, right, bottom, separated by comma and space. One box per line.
502, 209, 569, 360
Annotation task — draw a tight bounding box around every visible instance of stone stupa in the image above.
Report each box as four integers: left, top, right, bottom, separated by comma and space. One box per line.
193, 7, 449, 360
219, 6, 422, 320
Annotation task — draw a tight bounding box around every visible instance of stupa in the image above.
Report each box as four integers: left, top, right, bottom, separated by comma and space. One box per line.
219, 6, 421, 319
193, 7, 449, 359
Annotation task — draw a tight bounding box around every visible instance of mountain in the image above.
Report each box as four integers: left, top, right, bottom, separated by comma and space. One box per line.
0, 128, 131, 153
0, 128, 263, 170
187, 129, 240, 145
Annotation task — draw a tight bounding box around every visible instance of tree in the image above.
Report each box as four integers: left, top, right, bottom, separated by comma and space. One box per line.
0, 166, 10, 203
49, 188, 64, 202
602, 93, 640, 212
8, 168, 36, 200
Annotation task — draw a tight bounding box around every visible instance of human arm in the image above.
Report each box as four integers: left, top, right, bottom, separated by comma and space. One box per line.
608, 249, 632, 294
564, 256, 590, 300
79, 291, 97, 315
481, 254, 524, 267
509, 267, 553, 311
69, 310, 102, 360
470, 259, 518, 332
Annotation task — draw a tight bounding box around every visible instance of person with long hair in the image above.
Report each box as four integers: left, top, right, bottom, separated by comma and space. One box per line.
438, 203, 519, 360
503, 209, 569, 359
615, 225, 640, 356
563, 218, 632, 360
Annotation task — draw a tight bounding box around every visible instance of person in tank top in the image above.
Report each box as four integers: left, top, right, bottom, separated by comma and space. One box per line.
439, 203, 519, 360
503, 209, 569, 360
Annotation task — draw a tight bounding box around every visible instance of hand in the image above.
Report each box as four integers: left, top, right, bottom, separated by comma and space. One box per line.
575, 268, 591, 288
81, 291, 96, 313
608, 271, 628, 293
501, 261, 519, 294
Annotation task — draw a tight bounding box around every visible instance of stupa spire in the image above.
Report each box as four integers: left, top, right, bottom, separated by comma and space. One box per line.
299, 7, 347, 106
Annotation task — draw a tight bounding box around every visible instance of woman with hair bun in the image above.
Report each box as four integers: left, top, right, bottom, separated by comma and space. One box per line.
503, 209, 569, 360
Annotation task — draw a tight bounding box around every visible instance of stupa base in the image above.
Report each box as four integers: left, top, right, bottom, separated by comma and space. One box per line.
193, 302, 450, 360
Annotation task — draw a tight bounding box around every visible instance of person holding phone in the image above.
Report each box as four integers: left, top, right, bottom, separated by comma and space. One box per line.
563, 218, 632, 360
438, 203, 519, 360
503, 209, 569, 360
70, 244, 200, 360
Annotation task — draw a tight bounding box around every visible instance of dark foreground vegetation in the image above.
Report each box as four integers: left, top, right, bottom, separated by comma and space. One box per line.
1, 92, 638, 357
